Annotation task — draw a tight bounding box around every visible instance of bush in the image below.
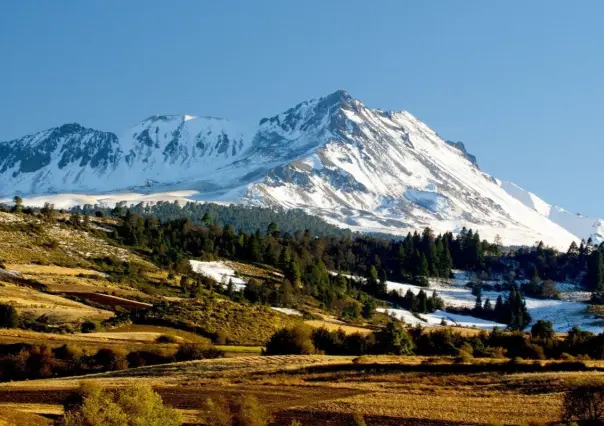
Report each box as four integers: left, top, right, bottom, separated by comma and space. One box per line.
63, 382, 183, 426
353, 412, 367, 426
155, 334, 179, 344
214, 330, 229, 345
373, 321, 414, 355
264, 325, 315, 355
175, 343, 224, 361
531, 320, 555, 340
80, 320, 100, 333
235, 394, 272, 426
201, 396, 232, 426
455, 349, 474, 364
94, 348, 128, 371
561, 386, 603, 423
0, 303, 19, 329
127, 349, 174, 368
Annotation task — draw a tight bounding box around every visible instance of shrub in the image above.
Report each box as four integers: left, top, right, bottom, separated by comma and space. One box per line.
559, 352, 576, 361
201, 396, 232, 426
63, 382, 183, 426
127, 349, 174, 368
373, 321, 414, 355
353, 413, 367, 426
94, 348, 128, 371
53, 344, 84, 362
0, 303, 19, 329
235, 394, 272, 426
522, 342, 546, 360
561, 386, 603, 423
531, 320, 555, 340
175, 343, 224, 361
264, 325, 315, 355
156, 334, 179, 344
481, 346, 507, 359
214, 329, 229, 345
455, 349, 474, 364
80, 320, 100, 333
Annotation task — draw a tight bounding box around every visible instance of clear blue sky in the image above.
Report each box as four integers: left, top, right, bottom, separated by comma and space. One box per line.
1, 1, 603, 216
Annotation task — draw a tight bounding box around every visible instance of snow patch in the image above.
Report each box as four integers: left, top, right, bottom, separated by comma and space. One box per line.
189, 260, 246, 290
270, 307, 303, 316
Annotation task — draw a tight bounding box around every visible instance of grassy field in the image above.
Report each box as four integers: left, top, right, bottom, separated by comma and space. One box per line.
142, 297, 301, 345
2, 211, 603, 425
0, 355, 602, 425
0, 281, 114, 324
303, 320, 373, 335
0, 213, 151, 269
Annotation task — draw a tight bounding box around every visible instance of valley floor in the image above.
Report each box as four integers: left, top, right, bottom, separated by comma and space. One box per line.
1, 355, 603, 425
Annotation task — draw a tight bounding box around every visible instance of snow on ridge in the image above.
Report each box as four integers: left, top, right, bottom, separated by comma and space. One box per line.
499, 180, 604, 243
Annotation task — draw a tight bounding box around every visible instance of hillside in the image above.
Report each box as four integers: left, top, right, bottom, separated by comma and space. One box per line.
0, 208, 602, 425
0, 91, 601, 248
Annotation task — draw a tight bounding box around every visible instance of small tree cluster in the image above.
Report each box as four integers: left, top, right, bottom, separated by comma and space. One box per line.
63, 382, 182, 426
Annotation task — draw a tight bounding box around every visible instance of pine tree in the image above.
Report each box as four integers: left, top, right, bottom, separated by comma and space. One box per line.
201, 212, 212, 226
12, 196, 23, 214
417, 289, 428, 314
440, 240, 453, 278
586, 249, 604, 291
429, 291, 443, 311
505, 284, 531, 330
246, 234, 262, 262
267, 222, 279, 237
362, 298, 376, 319
494, 295, 505, 323
278, 247, 292, 271
226, 279, 235, 299
483, 298, 493, 313
473, 292, 483, 314
418, 253, 429, 278
366, 266, 385, 296
286, 258, 301, 286
0, 304, 19, 328
403, 290, 417, 312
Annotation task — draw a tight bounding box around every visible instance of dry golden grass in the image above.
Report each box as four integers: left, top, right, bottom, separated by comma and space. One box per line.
304, 320, 372, 335
96, 324, 212, 345
0, 213, 154, 271
3, 355, 601, 425
0, 406, 54, 426
0, 282, 113, 323
3, 264, 104, 277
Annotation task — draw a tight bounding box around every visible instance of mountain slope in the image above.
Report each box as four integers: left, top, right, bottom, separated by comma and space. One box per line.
0, 90, 596, 249
498, 180, 604, 244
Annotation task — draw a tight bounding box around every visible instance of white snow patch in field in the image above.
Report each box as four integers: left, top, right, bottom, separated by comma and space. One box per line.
189, 260, 246, 290
378, 308, 505, 330
384, 276, 602, 334
271, 307, 303, 316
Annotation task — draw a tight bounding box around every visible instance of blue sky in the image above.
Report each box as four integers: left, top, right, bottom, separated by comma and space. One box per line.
1, 1, 603, 216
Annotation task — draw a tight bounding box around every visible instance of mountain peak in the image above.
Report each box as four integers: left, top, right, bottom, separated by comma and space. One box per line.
323, 89, 353, 104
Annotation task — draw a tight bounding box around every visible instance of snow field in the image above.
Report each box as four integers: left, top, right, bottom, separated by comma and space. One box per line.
384, 276, 602, 333
189, 260, 246, 290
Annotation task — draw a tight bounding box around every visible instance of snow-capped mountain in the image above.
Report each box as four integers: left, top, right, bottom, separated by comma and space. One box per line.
0, 90, 598, 249
0, 115, 251, 194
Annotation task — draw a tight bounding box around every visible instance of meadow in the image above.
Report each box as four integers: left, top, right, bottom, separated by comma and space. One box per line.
0, 355, 602, 425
